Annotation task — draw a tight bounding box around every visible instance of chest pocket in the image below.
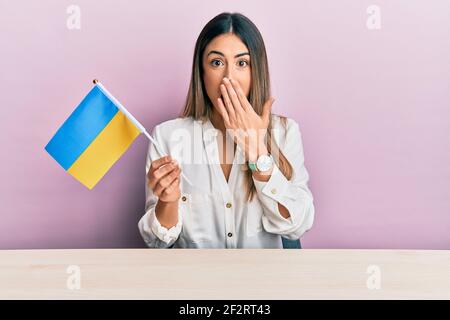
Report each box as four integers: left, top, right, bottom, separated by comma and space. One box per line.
179, 192, 214, 243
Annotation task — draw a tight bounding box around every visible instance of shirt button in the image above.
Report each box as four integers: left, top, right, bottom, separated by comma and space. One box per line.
227, 232, 233, 237
226, 202, 232, 208
271, 188, 277, 194
181, 196, 187, 202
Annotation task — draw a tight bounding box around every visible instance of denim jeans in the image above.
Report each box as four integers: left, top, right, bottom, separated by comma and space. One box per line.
281, 237, 302, 249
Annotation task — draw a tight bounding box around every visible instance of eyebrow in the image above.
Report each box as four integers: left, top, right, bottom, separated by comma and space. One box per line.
207, 50, 250, 58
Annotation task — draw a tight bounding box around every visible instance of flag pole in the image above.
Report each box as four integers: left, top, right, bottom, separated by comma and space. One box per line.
92, 79, 193, 187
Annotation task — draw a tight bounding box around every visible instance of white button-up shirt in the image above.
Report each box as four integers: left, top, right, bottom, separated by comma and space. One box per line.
138, 115, 315, 248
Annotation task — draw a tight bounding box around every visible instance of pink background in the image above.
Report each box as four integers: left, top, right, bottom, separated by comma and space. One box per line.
1, 0, 449, 249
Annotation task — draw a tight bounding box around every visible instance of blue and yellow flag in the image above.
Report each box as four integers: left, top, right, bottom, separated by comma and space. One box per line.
45, 81, 141, 189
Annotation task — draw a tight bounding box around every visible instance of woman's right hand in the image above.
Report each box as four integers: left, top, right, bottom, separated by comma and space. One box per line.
147, 155, 181, 203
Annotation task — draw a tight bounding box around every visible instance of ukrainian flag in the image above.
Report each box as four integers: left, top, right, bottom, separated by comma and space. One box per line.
45, 81, 142, 189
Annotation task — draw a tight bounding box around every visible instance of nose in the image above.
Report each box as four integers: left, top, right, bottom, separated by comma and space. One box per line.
224, 64, 234, 80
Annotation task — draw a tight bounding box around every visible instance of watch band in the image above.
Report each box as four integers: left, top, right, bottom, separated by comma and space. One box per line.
248, 161, 258, 172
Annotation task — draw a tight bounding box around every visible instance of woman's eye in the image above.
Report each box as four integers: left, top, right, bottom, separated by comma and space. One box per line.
238, 60, 249, 67
210, 59, 224, 67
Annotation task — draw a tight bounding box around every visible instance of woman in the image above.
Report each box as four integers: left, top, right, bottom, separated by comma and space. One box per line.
138, 12, 315, 248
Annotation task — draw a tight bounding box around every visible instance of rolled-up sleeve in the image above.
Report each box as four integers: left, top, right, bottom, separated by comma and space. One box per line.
138, 125, 183, 248
252, 119, 315, 240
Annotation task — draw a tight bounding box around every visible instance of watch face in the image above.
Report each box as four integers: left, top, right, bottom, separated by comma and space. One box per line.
257, 154, 273, 172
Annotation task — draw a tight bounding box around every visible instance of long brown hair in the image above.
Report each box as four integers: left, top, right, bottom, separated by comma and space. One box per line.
180, 12, 293, 201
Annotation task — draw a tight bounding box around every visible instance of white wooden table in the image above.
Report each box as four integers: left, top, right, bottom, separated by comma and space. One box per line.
0, 249, 449, 299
